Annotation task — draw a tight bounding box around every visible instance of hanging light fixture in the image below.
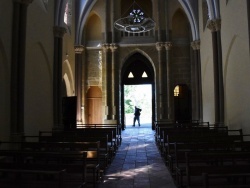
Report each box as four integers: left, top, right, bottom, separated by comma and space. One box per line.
114, 0, 155, 33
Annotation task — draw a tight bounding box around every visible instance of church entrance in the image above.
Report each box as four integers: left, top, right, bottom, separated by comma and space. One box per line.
121, 52, 155, 130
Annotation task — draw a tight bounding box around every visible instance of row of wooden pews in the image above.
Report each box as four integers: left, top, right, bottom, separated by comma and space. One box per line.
0, 123, 122, 188
154, 121, 250, 187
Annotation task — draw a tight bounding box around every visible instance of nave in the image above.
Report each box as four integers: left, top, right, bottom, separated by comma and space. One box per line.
98, 124, 176, 188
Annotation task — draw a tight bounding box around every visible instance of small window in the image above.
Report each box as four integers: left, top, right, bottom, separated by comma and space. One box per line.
64, 0, 72, 34
128, 72, 134, 78
142, 71, 148, 78
174, 85, 180, 96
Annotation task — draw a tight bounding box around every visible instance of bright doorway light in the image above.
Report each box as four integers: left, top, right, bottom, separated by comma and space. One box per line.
124, 84, 152, 126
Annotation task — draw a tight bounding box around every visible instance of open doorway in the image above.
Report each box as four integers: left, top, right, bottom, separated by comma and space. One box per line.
174, 84, 192, 123
121, 52, 155, 130
124, 84, 152, 128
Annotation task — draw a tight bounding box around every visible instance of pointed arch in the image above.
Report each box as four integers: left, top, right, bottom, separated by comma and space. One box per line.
178, 0, 199, 40
63, 59, 75, 96
85, 13, 102, 43
206, 0, 220, 19
75, 0, 98, 44
121, 51, 155, 85
120, 51, 155, 129
172, 8, 190, 38
55, 0, 67, 26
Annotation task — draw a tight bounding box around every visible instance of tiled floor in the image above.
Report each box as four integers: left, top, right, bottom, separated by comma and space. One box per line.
98, 123, 177, 188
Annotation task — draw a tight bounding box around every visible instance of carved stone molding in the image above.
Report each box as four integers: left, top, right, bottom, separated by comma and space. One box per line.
165, 42, 173, 51
207, 19, 221, 32
74, 45, 85, 54
53, 26, 66, 38
110, 43, 118, 52
14, 0, 34, 5
102, 43, 110, 52
156, 42, 165, 51
191, 40, 200, 50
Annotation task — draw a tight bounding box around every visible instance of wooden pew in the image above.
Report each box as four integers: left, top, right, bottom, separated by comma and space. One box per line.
0, 141, 101, 186
176, 151, 250, 187
39, 134, 111, 170
39, 128, 117, 159
203, 172, 250, 188
162, 128, 242, 159
155, 122, 211, 152
76, 123, 122, 146
168, 141, 237, 175
0, 150, 87, 188
162, 128, 243, 174
74, 128, 118, 156
51, 129, 117, 159
76, 124, 122, 148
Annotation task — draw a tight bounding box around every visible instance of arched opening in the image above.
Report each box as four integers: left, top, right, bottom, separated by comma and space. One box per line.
171, 8, 192, 122
85, 13, 102, 46
121, 52, 155, 130
174, 84, 192, 123
86, 86, 102, 124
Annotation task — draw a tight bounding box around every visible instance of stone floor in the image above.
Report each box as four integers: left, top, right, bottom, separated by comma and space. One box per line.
98, 123, 177, 188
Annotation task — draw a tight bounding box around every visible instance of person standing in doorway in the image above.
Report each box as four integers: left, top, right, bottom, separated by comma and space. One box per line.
133, 106, 142, 127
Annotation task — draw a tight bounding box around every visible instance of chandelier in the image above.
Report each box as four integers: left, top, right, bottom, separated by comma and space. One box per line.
114, 0, 155, 33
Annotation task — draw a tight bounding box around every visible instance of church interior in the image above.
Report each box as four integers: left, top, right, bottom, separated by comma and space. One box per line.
1, 0, 250, 187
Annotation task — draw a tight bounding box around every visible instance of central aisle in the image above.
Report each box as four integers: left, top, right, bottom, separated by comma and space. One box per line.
98, 124, 177, 188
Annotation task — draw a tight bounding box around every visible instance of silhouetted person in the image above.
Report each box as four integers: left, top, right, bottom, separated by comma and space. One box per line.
133, 106, 142, 126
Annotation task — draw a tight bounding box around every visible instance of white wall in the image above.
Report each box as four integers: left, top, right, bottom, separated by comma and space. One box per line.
199, 1, 215, 124
220, 1, 250, 134
24, 1, 55, 135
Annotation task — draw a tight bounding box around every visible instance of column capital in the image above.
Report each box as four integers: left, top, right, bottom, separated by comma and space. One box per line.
102, 43, 110, 52
207, 19, 221, 32
165, 42, 173, 51
13, 0, 33, 5
110, 43, 118, 52
191, 40, 200, 50
156, 42, 165, 51
74, 45, 85, 54
53, 26, 66, 38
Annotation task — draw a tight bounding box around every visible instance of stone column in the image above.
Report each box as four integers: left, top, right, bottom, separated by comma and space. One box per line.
165, 42, 173, 121
156, 42, 167, 120
104, 0, 108, 42
111, 0, 115, 42
102, 43, 111, 120
207, 19, 224, 126
157, 0, 162, 41
11, 0, 33, 139
110, 44, 118, 122
74, 45, 84, 124
165, 0, 170, 41
191, 40, 203, 122
53, 26, 66, 130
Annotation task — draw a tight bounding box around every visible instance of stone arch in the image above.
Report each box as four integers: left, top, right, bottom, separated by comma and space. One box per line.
173, 84, 192, 123
86, 86, 103, 124
171, 8, 192, 121
172, 8, 190, 39
120, 52, 155, 130
63, 59, 74, 96
85, 13, 102, 43
178, 0, 199, 40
